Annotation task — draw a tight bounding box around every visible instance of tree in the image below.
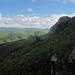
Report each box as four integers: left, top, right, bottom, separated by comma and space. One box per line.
35, 35, 42, 43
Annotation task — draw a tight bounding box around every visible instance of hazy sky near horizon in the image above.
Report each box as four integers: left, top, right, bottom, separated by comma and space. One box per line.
0, 0, 75, 28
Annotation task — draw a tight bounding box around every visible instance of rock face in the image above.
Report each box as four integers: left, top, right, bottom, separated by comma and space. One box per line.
71, 47, 75, 59
58, 16, 70, 23
68, 47, 75, 63
51, 53, 57, 62
49, 16, 70, 35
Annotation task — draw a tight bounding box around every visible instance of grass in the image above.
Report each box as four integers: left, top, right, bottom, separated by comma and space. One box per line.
0, 29, 49, 44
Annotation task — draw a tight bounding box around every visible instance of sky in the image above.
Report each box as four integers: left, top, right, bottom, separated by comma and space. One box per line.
0, 0, 75, 28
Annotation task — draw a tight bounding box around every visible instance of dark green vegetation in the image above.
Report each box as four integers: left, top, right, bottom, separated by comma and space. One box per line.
0, 16, 75, 75
0, 28, 49, 44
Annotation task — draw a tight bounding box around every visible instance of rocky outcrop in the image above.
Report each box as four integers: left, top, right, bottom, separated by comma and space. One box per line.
68, 47, 75, 63
49, 16, 70, 35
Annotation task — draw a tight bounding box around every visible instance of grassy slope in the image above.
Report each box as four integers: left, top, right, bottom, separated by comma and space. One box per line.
0, 17, 75, 75
0, 29, 49, 44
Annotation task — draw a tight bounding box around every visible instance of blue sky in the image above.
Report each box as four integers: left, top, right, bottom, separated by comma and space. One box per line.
0, 0, 75, 28
0, 0, 75, 16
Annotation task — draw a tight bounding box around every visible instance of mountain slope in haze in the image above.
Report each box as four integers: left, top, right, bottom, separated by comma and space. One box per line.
0, 28, 49, 44
0, 16, 75, 75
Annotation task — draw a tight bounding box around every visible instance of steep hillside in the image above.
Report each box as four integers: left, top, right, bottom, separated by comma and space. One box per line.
0, 16, 75, 75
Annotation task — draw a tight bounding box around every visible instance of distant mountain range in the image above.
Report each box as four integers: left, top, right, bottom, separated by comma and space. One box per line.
0, 27, 49, 44
0, 27, 49, 32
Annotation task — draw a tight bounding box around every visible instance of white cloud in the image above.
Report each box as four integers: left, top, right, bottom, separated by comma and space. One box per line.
31, 0, 35, 2
0, 13, 75, 28
57, 0, 75, 3
30, 0, 75, 3
70, 0, 75, 3
63, 0, 67, 3
27, 8, 33, 12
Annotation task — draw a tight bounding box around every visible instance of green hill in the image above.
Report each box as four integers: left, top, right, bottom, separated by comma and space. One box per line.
0, 28, 49, 44
0, 16, 75, 75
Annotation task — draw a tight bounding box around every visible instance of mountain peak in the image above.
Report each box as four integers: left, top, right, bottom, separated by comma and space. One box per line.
59, 16, 70, 21
49, 16, 71, 35
57, 16, 70, 24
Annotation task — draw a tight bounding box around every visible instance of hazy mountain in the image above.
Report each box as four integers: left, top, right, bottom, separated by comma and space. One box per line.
0, 28, 49, 44
0, 27, 49, 33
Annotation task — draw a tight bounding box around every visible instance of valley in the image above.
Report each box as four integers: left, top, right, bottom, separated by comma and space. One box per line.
0, 28, 49, 44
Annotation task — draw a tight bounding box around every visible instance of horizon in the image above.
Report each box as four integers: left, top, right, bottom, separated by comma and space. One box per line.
0, 27, 50, 30
0, 0, 75, 28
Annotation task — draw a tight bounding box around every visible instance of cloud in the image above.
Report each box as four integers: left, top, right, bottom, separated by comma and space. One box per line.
57, 0, 75, 3
70, 0, 75, 3
0, 13, 75, 28
31, 0, 35, 2
37, 0, 75, 3
62, 0, 67, 3
30, 0, 75, 3
27, 8, 33, 12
